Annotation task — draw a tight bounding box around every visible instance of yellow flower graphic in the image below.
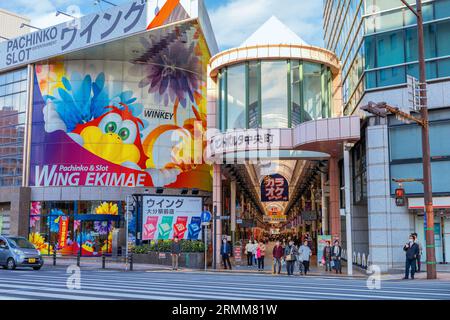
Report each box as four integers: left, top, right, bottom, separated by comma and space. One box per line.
28, 232, 53, 254
95, 202, 119, 215
101, 230, 114, 253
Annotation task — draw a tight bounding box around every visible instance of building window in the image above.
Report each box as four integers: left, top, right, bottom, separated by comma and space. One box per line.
218, 60, 332, 131
303, 62, 322, 122
248, 61, 260, 128
226, 65, 246, 129
261, 61, 289, 128
435, 0, 450, 20
389, 116, 450, 195
352, 129, 367, 204
291, 60, 302, 126
0, 68, 27, 187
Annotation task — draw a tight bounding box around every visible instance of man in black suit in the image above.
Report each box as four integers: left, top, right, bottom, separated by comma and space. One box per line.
403, 234, 420, 280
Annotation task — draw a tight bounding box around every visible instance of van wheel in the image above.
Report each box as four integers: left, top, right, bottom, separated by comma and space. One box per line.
6, 258, 16, 270
33, 266, 42, 270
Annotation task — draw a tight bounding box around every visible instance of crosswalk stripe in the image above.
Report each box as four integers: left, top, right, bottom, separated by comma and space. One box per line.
0, 274, 440, 300
8, 272, 450, 297
1, 270, 449, 300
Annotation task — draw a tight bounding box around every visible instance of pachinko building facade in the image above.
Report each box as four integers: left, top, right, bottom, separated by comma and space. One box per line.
0, 0, 218, 256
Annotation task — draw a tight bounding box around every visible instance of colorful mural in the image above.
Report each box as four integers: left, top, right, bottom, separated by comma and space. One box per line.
30, 24, 212, 191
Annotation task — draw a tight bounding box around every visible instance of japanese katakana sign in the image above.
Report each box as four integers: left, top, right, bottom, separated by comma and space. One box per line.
209, 128, 282, 157
0, 0, 184, 71
141, 196, 202, 240
260, 174, 289, 202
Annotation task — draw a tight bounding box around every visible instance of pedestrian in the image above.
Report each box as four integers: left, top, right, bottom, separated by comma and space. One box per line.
252, 240, 258, 266
171, 236, 181, 271
284, 240, 298, 276
272, 240, 284, 274
257, 240, 266, 271
412, 233, 423, 272
323, 241, 332, 272
299, 240, 312, 275
245, 240, 253, 266
220, 238, 232, 270
331, 240, 342, 274
403, 234, 419, 280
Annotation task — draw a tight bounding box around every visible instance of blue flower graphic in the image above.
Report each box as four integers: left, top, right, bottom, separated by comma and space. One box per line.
47, 209, 65, 233
44, 72, 146, 132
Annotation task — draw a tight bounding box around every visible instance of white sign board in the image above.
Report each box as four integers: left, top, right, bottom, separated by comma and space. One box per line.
0, 0, 174, 71
142, 196, 202, 241
208, 128, 281, 157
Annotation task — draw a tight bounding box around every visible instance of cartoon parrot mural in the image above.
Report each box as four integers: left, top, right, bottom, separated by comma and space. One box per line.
69, 103, 149, 171
41, 71, 185, 186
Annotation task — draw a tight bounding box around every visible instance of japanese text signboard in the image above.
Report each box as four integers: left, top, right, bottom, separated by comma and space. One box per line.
141, 196, 202, 241
58, 216, 69, 249
0, 0, 183, 71
260, 174, 289, 202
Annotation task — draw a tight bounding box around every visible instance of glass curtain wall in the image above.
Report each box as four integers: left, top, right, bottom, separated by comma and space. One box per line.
261, 61, 288, 128
365, 2, 450, 89
226, 65, 246, 129
218, 60, 332, 130
0, 68, 28, 187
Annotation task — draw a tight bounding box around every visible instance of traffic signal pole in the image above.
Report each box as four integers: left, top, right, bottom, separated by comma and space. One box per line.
415, 0, 437, 279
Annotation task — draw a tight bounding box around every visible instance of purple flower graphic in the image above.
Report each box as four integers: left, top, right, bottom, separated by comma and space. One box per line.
94, 221, 112, 235
131, 36, 201, 108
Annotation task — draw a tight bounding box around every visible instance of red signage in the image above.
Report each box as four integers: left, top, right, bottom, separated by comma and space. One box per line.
58, 216, 69, 249
234, 246, 242, 263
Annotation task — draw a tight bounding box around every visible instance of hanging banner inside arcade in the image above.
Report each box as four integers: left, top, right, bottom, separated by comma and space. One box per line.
260, 174, 289, 202
141, 196, 202, 240
29, 21, 212, 191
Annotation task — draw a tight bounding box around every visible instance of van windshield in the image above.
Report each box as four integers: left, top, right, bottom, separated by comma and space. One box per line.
9, 238, 36, 249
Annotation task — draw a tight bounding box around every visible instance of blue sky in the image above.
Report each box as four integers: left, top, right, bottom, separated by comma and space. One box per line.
2, 0, 324, 49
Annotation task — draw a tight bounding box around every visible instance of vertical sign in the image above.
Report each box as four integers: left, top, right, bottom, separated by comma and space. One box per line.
58, 216, 69, 249
317, 235, 332, 266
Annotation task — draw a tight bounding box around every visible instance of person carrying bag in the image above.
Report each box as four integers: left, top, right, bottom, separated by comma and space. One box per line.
284, 240, 298, 276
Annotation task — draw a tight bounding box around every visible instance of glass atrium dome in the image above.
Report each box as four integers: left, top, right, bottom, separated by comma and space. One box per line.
209, 16, 341, 131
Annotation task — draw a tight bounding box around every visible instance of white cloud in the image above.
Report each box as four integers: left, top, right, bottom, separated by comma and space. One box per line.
209, 0, 324, 50
5, 0, 86, 29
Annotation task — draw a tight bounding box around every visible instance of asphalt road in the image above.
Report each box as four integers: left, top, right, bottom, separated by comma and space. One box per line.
0, 266, 449, 300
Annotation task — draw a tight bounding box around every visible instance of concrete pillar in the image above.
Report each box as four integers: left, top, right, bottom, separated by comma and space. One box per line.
0, 187, 31, 237
344, 144, 353, 275
230, 179, 236, 244
321, 172, 328, 235
329, 157, 341, 241
212, 164, 222, 269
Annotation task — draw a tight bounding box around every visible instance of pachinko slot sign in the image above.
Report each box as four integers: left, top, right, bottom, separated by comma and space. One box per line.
141, 196, 202, 241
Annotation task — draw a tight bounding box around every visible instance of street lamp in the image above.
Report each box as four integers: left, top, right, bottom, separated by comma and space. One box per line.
56, 10, 76, 18
362, 0, 436, 280
94, 0, 117, 6
20, 23, 41, 31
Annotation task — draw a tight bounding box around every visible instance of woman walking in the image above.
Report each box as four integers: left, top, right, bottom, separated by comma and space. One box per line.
323, 241, 332, 272
331, 240, 342, 274
284, 240, 298, 276
257, 240, 266, 271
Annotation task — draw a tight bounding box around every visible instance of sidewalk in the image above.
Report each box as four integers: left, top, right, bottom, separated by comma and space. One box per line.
43, 256, 174, 272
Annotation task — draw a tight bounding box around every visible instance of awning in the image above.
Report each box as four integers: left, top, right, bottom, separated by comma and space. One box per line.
408, 197, 450, 210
